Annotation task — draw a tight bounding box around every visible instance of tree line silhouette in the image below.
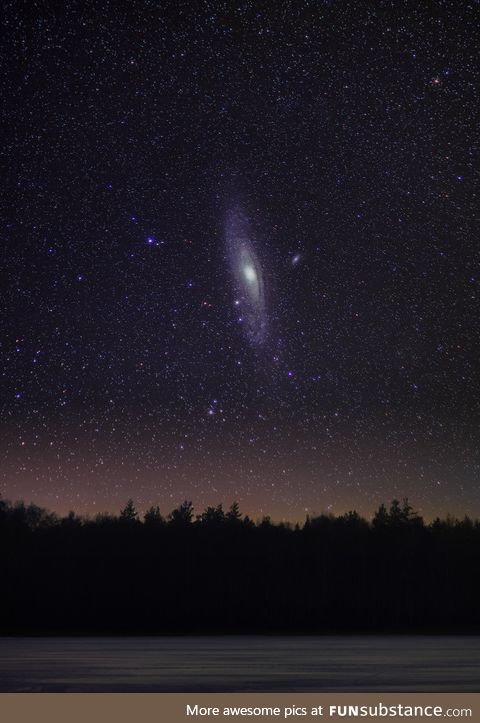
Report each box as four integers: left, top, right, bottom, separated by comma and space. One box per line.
1, 496, 479, 634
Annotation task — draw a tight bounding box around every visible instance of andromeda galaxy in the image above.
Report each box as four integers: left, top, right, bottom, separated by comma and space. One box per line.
225, 207, 267, 346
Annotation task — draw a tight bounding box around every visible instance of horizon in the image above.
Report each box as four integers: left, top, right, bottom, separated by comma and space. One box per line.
2, 493, 479, 526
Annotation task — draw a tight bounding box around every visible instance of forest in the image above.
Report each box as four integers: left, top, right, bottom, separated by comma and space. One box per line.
1, 496, 479, 634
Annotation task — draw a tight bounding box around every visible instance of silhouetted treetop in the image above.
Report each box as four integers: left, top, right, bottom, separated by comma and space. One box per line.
120, 499, 138, 522
144, 505, 164, 526
197, 504, 225, 526
372, 498, 423, 529
226, 501, 242, 522
168, 500, 194, 526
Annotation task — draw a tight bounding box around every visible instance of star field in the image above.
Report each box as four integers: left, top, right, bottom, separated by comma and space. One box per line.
1, 0, 479, 520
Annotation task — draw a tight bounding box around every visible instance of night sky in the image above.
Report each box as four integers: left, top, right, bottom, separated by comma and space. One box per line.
2, 1, 479, 521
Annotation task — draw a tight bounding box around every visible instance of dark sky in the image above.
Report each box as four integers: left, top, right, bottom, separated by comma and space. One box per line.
1, 0, 479, 520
